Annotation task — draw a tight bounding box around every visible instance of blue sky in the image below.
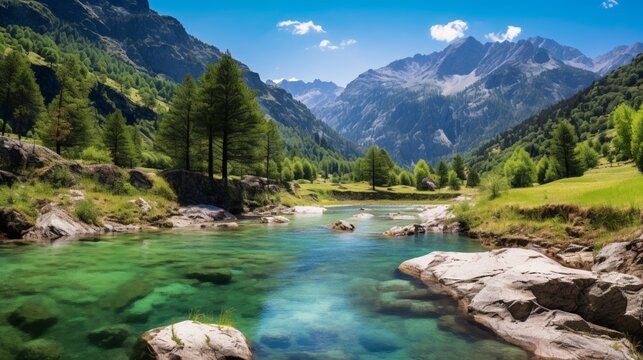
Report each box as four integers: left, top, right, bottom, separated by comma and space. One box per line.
148, 0, 643, 86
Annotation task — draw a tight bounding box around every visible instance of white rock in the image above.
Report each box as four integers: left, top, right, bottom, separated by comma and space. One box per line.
293, 206, 327, 214
399, 248, 643, 360
135, 320, 252, 360
260, 216, 290, 224
24, 208, 101, 242
387, 213, 417, 220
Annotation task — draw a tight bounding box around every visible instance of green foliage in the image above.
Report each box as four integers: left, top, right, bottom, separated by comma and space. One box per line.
302, 160, 315, 181
413, 160, 430, 190
150, 177, 177, 201
216, 307, 235, 327
631, 107, 643, 172
356, 147, 395, 189
448, 171, 461, 190
398, 171, 414, 186
46, 166, 75, 188
451, 155, 466, 180
436, 160, 449, 188
481, 172, 508, 200
107, 179, 135, 196
102, 110, 135, 167
586, 206, 640, 231
263, 119, 284, 179
612, 103, 635, 159
188, 310, 215, 324
550, 120, 584, 178
503, 148, 536, 188
466, 167, 480, 187
575, 142, 600, 171
140, 151, 173, 169
80, 146, 112, 164
281, 166, 294, 181
0, 50, 45, 138
74, 199, 101, 225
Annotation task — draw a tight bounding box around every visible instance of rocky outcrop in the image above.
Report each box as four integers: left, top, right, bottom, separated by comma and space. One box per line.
0, 208, 33, 239
134, 320, 252, 360
0, 169, 18, 186
82, 164, 125, 186
399, 248, 643, 360
23, 208, 102, 242
160, 170, 244, 212
331, 220, 355, 232
0, 136, 63, 173
260, 216, 290, 224
168, 205, 236, 228
594, 238, 643, 280
419, 177, 438, 191
384, 204, 461, 236
128, 169, 153, 190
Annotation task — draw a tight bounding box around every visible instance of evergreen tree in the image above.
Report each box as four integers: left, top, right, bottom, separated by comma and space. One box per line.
466, 167, 480, 187
263, 119, 284, 179
451, 155, 466, 180
612, 104, 635, 159
196, 64, 219, 178
632, 107, 643, 172
157, 75, 198, 170
0, 51, 45, 138
102, 110, 134, 167
293, 160, 304, 180
550, 120, 583, 178
436, 160, 449, 188
302, 160, 314, 181
503, 148, 536, 187
360, 147, 394, 190
413, 159, 430, 190
536, 157, 550, 184
38, 55, 94, 154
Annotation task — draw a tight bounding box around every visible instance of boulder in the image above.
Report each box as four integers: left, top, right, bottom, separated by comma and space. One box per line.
352, 212, 374, 219
8, 300, 59, 336
160, 169, 245, 213
383, 224, 426, 237
331, 220, 355, 232
0, 169, 18, 186
0, 136, 63, 173
169, 205, 236, 228
134, 320, 252, 360
0, 207, 33, 239
239, 175, 281, 194
23, 208, 102, 242
419, 177, 438, 191
399, 248, 643, 360
556, 244, 594, 269
87, 324, 131, 349
82, 164, 125, 186
387, 213, 416, 220
293, 206, 327, 214
260, 216, 290, 224
16, 339, 63, 360
130, 198, 152, 213
593, 239, 643, 279
128, 169, 153, 190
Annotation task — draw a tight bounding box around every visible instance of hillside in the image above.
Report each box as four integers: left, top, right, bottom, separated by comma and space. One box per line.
0, 0, 359, 160
317, 36, 641, 165
469, 53, 643, 171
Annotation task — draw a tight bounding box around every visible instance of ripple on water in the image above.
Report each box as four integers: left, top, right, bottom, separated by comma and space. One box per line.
0, 205, 528, 359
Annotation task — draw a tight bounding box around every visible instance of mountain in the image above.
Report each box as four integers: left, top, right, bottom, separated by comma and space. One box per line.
469, 53, 643, 172
316, 36, 641, 165
529, 36, 643, 75
0, 0, 359, 159
269, 79, 344, 119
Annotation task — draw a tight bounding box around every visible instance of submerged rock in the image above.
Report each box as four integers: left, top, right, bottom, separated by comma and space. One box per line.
352, 212, 374, 219
8, 300, 59, 336
134, 320, 252, 360
87, 324, 131, 349
593, 238, 643, 279
261, 333, 291, 349
260, 216, 290, 224
0, 207, 33, 239
185, 268, 232, 285
357, 331, 402, 353
16, 339, 63, 360
399, 248, 643, 360
331, 220, 355, 232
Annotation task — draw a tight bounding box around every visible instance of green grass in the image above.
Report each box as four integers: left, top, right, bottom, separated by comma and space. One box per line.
187, 310, 215, 324
216, 307, 235, 327
74, 199, 101, 226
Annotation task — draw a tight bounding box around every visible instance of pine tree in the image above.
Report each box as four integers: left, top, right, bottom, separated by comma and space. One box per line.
196, 64, 219, 178
451, 155, 466, 180
102, 110, 134, 167
361, 147, 394, 190
0, 51, 45, 138
38, 55, 94, 154
550, 120, 583, 178
263, 119, 284, 179
466, 167, 480, 187
157, 75, 198, 170
436, 160, 449, 188
448, 171, 461, 190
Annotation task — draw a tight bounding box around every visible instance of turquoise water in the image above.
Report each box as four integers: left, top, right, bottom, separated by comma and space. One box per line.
0, 205, 527, 359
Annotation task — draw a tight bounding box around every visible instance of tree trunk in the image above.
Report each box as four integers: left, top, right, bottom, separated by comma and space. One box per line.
222, 130, 228, 186
207, 128, 214, 179
265, 138, 270, 180
371, 152, 376, 191
185, 109, 191, 172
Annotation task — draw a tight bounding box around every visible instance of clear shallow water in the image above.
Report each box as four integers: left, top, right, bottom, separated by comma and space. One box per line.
0, 205, 528, 359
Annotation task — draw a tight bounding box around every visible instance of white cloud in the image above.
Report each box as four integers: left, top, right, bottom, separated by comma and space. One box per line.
277, 20, 325, 35
430, 20, 468, 42
318, 39, 357, 51
602, 0, 618, 8
272, 77, 300, 83
485, 25, 522, 42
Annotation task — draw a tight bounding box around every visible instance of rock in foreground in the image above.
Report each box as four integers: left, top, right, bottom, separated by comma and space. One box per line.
399, 248, 643, 360
593, 238, 643, 279
134, 320, 252, 360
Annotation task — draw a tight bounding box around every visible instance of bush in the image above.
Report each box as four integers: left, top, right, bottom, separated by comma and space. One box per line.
575, 142, 600, 171
466, 168, 480, 187
504, 148, 536, 188
79, 146, 112, 164
75, 199, 101, 225
46, 166, 76, 188
109, 179, 136, 196
481, 173, 508, 200
448, 171, 461, 190
398, 171, 414, 186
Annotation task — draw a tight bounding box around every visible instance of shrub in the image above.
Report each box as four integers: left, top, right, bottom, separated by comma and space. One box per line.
575, 142, 600, 171
79, 146, 112, 164
587, 206, 639, 231
75, 199, 101, 225
448, 171, 461, 190
504, 148, 536, 188
109, 179, 136, 196
481, 173, 508, 200
398, 171, 414, 186
46, 166, 76, 188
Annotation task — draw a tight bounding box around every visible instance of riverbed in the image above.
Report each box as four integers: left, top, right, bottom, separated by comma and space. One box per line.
0, 205, 527, 359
